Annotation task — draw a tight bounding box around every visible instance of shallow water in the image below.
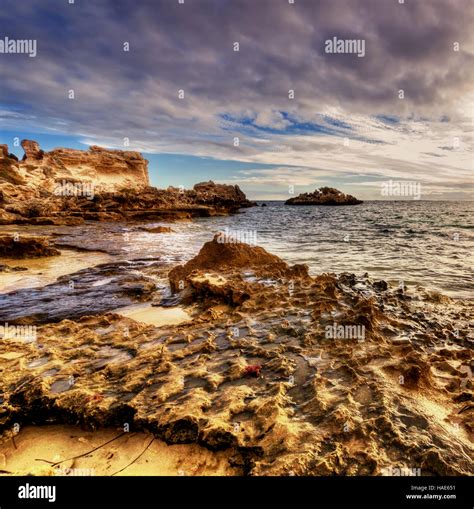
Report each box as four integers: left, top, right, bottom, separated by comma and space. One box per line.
0, 201, 472, 300
0, 249, 111, 293
113, 302, 192, 326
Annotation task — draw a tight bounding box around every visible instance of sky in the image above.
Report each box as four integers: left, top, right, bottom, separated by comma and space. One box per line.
0, 0, 473, 200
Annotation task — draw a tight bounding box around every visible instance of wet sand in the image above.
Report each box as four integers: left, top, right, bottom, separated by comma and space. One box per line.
113, 303, 193, 327
0, 425, 239, 476
0, 249, 112, 293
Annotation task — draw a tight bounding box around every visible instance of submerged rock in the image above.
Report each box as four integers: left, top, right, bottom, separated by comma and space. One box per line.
0, 259, 163, 324
142, 226, 175, 233
0, 235, 60, 259
286, 187, 362, 206
0, 264, 28, 273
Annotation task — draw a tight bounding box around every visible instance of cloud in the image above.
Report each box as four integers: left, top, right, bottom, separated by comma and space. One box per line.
253, 111, 291, 130
0, 0, 472, 199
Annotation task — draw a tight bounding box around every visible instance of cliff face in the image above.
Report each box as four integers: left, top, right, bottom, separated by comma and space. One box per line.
8, 140, 149, 193
0, 141, 254, 225
286, 187, 363, 206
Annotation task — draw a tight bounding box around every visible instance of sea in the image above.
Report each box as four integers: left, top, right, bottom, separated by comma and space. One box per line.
152, 200, 473, 299
1, 201, 472, 300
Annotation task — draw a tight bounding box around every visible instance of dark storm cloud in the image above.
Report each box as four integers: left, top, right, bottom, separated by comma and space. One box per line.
1, 0, 473, 129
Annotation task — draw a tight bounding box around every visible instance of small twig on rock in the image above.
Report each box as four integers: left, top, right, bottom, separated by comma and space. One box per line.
34, 458, 55, 464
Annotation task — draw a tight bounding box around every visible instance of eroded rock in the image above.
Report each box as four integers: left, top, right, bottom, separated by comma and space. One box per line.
21, 140, 44, 161
0, 236, 471, 478
0, 236, 60, 259
0, 144, 255, 225
169, 233, 309, 291
142, 226, 175, 233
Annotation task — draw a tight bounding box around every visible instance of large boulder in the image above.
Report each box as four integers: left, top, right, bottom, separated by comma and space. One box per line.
169, 233, 308, 291
193, 181, 254, 209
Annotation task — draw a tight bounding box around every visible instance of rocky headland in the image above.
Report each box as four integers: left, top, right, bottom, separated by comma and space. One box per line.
286, 187, 363, 206
0, 140, 254, 225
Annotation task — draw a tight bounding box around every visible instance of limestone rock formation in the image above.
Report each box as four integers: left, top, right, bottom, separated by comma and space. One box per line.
0, 143, 255, 225
21, 140, 44, 160
0, 145, 10, 159
286, 187, 363, 206
19, 139, 149, 191
0, 236, 471, 476
192, 181, 253, 208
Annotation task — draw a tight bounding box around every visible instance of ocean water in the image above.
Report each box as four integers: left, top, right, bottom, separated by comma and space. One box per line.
157, 201, 473, 299
2, 201, 471, 300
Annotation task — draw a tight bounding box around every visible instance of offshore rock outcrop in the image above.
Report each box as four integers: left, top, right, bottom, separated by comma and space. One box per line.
286, 187, 363, 206
0, 236, 472, 476
0, 141, 254, 225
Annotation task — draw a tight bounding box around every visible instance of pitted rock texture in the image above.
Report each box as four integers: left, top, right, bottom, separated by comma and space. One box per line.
0, 235, 60, 259
0, 237, 472, 476
169, 233, 309, 292
19, 139, 149, 190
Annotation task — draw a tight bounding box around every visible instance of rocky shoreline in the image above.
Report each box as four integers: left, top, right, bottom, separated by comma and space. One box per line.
0, 143, 472, 477
0, 141, 255, 226
0, 231, 472, 476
